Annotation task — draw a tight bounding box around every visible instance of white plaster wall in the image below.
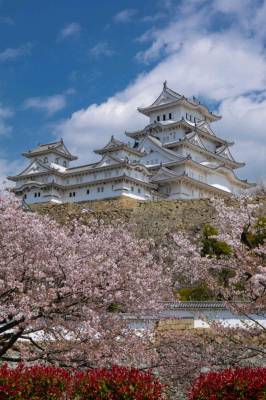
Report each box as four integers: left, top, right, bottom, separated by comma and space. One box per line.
23, 188, 62, 204
33, 154, 70, 167
157, 180, 190, 200
169, 165, 186, 175
208, 171, 234, 193
157, 129, 184, 144
149, 105, 205, 125
149, 106, 181, 123
142, 150, 172, 166
23, 180, 151, 205
201, 137, 217, 152
108, 150, 141, 163
158, 309, 266, 329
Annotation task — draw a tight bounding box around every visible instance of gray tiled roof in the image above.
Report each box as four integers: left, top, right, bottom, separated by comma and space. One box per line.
163, 301, 228, 309
24, 141, 62, 154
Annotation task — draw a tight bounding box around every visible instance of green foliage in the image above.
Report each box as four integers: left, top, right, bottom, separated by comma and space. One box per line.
208, 267, 236, 289
217, 268, 236, 287
201, 224, 233, 258
176, 283, 214, 301
202, 224, 219, 237
241, 217, 266, 249
253, 216, 266, 247
107, 302, 125, 313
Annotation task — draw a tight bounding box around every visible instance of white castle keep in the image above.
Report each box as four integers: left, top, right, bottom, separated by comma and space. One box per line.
8, 83, 253, 204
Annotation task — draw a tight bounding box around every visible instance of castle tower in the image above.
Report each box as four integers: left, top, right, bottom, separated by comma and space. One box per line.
8, 83, 254, 204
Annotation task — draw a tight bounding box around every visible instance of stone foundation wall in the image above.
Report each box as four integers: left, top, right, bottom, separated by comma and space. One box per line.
32, 196, 266, 242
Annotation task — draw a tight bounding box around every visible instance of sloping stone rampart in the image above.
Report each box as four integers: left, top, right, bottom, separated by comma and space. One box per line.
32, 196, 266, 242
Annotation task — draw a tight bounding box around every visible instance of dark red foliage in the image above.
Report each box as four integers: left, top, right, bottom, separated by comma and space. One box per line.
73, 365, 165, 400
189, 367, 266, 400
0, 363, 71, 399
0, 364, 165, 400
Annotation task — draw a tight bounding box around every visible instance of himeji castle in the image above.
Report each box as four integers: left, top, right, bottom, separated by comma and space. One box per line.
8, 82, 254, 204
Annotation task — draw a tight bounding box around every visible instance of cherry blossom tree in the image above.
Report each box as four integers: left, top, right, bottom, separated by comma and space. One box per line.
0, 195, 171, 366
153, 197, 266, 395
0, 193, 265, 398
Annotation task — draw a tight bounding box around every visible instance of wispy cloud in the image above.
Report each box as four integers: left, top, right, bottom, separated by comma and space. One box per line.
113, 9, 137, 23
23, 90, 74, 116
0, 43, 33, 63
57, 22, 81, 41
0, 16, 14, 25
141, 12, 167, 23
0, 105, 13, 136
89, 42, 114, 58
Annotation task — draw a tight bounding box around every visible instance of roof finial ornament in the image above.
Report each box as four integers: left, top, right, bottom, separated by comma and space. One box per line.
163, 80, 167, 90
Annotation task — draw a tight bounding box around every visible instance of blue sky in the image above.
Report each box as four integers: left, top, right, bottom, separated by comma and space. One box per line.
0, 0, 266, 185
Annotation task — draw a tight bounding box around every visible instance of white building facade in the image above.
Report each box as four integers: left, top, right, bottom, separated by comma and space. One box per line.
9, 83, 253, 204
127, 301, 266, 331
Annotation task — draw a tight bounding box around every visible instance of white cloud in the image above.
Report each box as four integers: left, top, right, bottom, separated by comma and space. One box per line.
57, 22, 81, 41
113, 9, 137, 23
0, 43, 32, 63
215, 95, 266, 181
0, 158, 26, 190
89, 42, 114, 58
23, 90, 74, 116
55, 0, 266, 182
